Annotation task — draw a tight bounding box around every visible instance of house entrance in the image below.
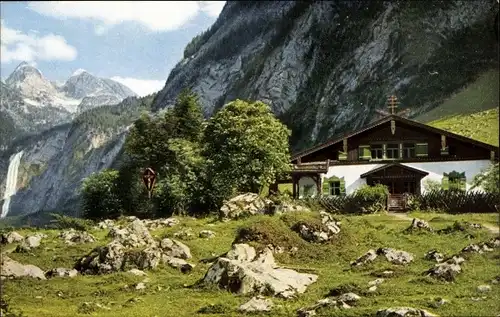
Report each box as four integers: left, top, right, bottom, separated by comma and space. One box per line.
360, 163, 429, 211
380, 180, 417, 195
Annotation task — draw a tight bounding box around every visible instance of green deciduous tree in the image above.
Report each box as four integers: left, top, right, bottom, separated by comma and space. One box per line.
472, 162, 500, 194
204, 99, 291, 206
81, 169, 122, 220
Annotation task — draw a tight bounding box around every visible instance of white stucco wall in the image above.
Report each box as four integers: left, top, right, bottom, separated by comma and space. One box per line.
321, 160, 493, 194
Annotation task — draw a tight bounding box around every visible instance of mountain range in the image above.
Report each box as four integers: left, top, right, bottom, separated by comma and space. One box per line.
0, 62, 137, 150
0, 0, 498, 224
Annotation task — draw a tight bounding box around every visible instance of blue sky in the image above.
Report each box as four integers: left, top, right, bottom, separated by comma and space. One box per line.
0, 1, 226, 96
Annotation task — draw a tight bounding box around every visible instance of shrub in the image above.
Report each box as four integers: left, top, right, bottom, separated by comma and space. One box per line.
317, 184, 389, 214
49, 213, 94, 231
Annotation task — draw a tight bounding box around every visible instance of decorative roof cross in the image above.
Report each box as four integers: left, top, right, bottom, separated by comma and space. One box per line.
388, 95, 398, 114
374, 95, 411, 119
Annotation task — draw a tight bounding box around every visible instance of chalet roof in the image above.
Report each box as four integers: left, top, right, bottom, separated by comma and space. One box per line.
360, 163, 429, 178
291, 114, 499, 161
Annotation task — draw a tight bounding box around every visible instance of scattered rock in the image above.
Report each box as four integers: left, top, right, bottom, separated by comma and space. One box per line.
45, 268, 78, 278
0, 231, 24, 244
368, 278, 384, 286
160, 238, 192, 259
201, 244, 317, 299
376, 307, 438, 317
271, 201, 311, 215
199, 230, 215, 239
173, 228, 194, 240
461, 243, 493, 254
15, 234, 44, 252
78, 302, 111, 314
368, 285, 378, 293
108, 219, 157, 248
377, 248, 414, 265
1, 256, 46, 280
75, 240, 126, 274
428, 297, 449, 308
477, 285, 491, 293
297, 292, 360, 316
292, 212, 341, 243
127, 269, 147, 276
425, 256, 464, 282
219, 193, 272, 220
95, 219, 115, 230
135, 282, 146, 290
351, 249, 378, 266
162, 255, 195, 273
239, 296, 273, 313
405, 218, 433, 232
59, 229, 96, 245
424, 249, 444, 263
143, 217, 179, 230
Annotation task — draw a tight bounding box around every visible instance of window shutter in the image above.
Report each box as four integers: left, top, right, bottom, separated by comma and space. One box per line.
416, 143, 428, 157
442, 175, 449, 190
358, 145, 371, 160
322, 178, 330, 196
339, 177, 346, 195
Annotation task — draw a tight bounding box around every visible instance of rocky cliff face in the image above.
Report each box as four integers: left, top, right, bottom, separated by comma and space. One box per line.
153, 0, 499, 151
0, 95, 153, 218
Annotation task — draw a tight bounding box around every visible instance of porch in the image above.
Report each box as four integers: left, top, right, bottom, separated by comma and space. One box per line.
270, 161, 330, 199
360, 163, 429, 212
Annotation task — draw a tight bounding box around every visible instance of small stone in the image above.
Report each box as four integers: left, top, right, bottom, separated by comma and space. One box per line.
368, 278, 384, 286
238, 296, 273, 313
127, 269, 147, 276
477, 285, 491, 293
135, 282, 146, 290
368, 285, 378, 292
199, 230, 215, 239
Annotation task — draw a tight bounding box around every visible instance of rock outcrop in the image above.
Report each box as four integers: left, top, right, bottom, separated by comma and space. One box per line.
201, 244, 318, 298
1, 256, 46, 280
219, 193, 272, 220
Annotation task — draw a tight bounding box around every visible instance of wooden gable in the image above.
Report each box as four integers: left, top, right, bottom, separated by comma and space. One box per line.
292, 115, 499, 163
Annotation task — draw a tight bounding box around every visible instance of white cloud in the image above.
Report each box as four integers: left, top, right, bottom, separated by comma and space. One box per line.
0, 20, 77, 64
111, 76, 165, 97
28, 1, 226, 35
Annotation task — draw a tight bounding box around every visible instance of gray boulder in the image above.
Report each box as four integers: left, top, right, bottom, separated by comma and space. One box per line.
59, 229, 96, 245
1, 231, 24, 244
45, 267, 78, 278
351, 249, 378, 266
1, 256, 46, 280
202, 244, 317, 299
159, 238, 192, 259
220, 193, 272, 220
377, 248, 414, 265
239, 296, 273, 313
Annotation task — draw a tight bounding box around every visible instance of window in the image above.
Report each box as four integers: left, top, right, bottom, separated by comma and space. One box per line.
403, 143, 416, 158
403, 181, 416, 194
330, 181, 341, 196
415, 143, 428, 157
386, 144, 399, 159
371, 144, 383, 159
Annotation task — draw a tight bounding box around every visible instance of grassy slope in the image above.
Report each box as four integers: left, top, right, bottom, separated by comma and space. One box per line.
415, 69, 499, 146
3, 212, 499, 317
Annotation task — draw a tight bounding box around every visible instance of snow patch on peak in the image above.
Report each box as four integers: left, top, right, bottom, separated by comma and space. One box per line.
71, 69, 88, 77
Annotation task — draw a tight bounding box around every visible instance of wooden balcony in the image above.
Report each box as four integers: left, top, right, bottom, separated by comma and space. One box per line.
292, 160, 330, 173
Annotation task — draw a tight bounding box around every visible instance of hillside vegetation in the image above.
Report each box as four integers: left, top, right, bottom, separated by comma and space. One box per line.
1, 211, 499, 317
415, 69, 499, 146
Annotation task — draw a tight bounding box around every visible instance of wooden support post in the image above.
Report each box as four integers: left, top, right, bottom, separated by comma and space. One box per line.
343, 138, 348, 153
292, 176, 297, 199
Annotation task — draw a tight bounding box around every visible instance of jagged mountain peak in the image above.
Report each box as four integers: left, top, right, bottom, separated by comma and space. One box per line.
63, 71, 136, 100
6, 62, 44, 85
71, 68, 88, 77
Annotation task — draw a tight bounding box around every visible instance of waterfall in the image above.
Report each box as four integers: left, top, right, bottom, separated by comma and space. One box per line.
1, 151, 24, 218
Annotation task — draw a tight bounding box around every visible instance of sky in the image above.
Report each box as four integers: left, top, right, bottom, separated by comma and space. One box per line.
0, 1, 226, 96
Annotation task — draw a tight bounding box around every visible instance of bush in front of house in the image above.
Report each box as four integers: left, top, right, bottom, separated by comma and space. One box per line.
317, 184, 389, 214
407, 189, 499, 213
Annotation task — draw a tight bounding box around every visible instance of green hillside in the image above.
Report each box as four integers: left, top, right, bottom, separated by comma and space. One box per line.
415, 69, 499, 146
2, 211, 499, 317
